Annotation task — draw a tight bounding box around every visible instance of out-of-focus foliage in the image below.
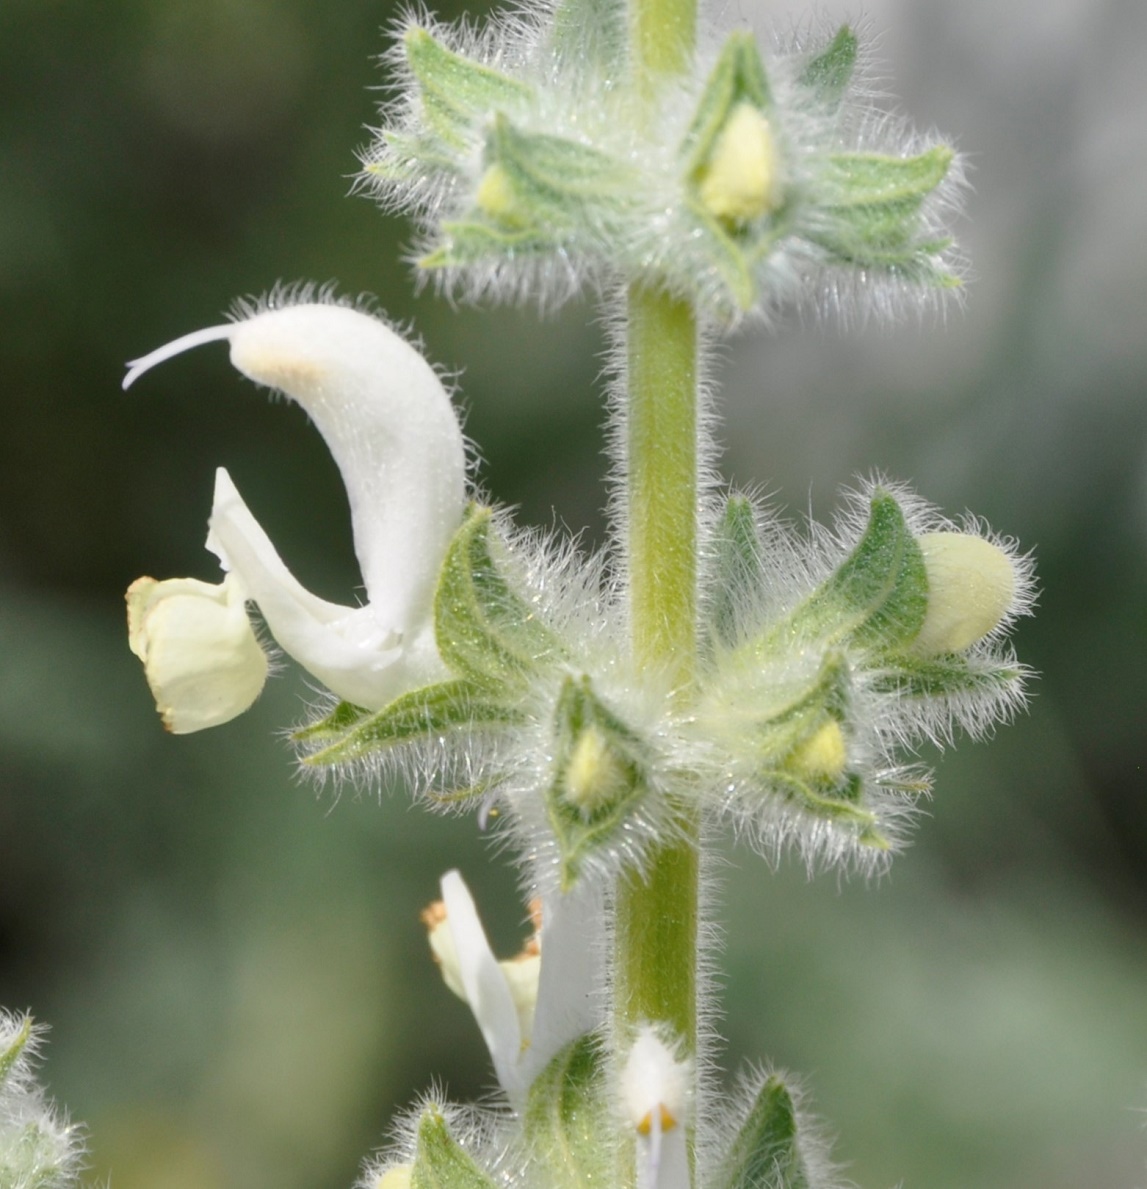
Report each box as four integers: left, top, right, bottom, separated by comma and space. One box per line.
0, 1, 1144, 1189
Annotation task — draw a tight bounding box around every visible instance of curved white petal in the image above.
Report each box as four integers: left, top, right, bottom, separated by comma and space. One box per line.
424, 894, 541, 1046
208, 467, 443, 709
225, 303, 466, 628
440, 870, 524, 1099
520, 880, 604, 1085
427, 873, 603, 1101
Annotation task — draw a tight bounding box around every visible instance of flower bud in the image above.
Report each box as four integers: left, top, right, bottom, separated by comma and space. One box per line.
373, 1167, 412, 1189
913, 532, 1016, 655
562, 724, 630, 816
475, 164, 529, 227
698, 102, 781, 224
126, 573, 268, 734
787, 720, 847, 781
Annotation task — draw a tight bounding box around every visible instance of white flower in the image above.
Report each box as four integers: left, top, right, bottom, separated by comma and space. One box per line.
424, 870, 603, 1102
124, 296, 467, 725
620, 1026, 691, 1189
126, 572, 268, 734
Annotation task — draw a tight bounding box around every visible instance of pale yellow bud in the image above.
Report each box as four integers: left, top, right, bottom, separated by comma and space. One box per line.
375, 1166, 412, 1189
789, 720, 848, 780
476, 164, 526, 225
562, 726, 628, 815
698, 103, 780, 224
914, 532, 1016, 654
126, 573, 268, 734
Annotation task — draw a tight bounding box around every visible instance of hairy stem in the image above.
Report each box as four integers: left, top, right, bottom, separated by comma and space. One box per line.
615, 288, 700, 1044
612, 1, 700, 1182
613, 285, 701, 1150
624, 289, 699, 686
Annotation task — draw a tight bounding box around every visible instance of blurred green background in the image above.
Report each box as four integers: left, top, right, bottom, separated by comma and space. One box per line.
1, 0, 1145, 1186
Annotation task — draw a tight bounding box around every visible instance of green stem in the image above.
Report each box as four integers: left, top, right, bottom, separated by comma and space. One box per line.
624, 289, 699, 685
612, 1, 700, 1182
614, 285, 700, 1044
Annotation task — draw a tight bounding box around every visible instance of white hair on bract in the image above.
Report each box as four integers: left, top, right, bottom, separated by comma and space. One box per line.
0, 1011, 87, 1187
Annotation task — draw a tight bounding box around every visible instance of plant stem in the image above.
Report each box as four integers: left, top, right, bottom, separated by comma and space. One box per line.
612, 1, 700, 1181
613, 285, 701, 1048
624, 289, 699, 688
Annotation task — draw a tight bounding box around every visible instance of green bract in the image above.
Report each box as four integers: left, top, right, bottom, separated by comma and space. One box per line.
0, 1017, 29, 1087
707, 493, 762, 652
769, 490, 929, 652
797, 25, 858, 110
546, 675, 653, 889
716, 1074, 811, 1189
297, 680, 524, 771
521, 1037, 612, 1188
405, 28, 534, 148
424, 115, 643, 269
297, 484, 1029, 883
410, 1108, 498, 1189
434, 506, 566, 688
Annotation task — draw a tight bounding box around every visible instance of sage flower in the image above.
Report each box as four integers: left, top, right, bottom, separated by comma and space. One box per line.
423, 870, 603, 1102
621, 1027, 692, 1189
124, 293, 467, 729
